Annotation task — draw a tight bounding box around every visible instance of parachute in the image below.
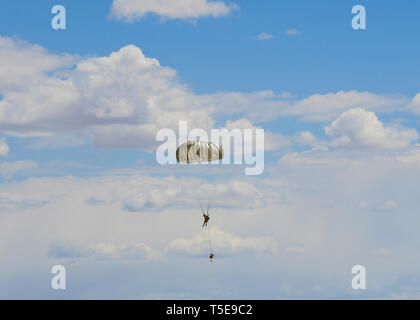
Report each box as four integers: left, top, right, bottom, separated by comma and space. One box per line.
176, 140, 223, 164
177, 140, 222, 262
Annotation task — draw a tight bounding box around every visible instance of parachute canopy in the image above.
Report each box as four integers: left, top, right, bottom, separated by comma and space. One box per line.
176, 140, 223, 164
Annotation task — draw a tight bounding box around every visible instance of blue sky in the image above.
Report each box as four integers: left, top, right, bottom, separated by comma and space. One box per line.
1, 0, 420, 299
2, 0, 420, 96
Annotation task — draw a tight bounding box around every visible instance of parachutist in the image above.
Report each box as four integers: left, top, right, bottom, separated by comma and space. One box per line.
202, 213, 209, 228
209, 252, 214, 262
202, 208, 210, 228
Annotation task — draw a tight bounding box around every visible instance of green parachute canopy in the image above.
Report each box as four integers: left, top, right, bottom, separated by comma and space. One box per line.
176, 140, 223, 164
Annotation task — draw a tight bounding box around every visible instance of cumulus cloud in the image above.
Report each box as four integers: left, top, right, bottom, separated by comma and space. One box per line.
0, 172, 279, 217
0, 36, 418, 154
224, 118, 290, 152
324, 108, 418, 150
122, 186, 179, 211
165, 226, 277, 257
122, 176, 268, 212
292, 131, 328, 151
0, 35, 76, 92
0, 42, 212, 150
110, 0, 238, 22
0, 137, 9, 157
408, 93, 420, 114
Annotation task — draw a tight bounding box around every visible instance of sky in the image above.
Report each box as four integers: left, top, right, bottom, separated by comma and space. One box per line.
1, 0, 420, 299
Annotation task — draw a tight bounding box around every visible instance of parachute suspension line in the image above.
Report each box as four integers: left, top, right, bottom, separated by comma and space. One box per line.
201, 202, 214, 262
205, 186, 214, 262
207, 223, 214, 262
207, 224, 212, 250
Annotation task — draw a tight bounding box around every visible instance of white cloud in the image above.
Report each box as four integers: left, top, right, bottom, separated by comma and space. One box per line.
0, 172, 274, 214
224, 118, 291, 152
294, 131, 317, 145
110, 0, 238, 21
0, 36, 76, 92
0, 137, 9, 157
324, 108, 418, 150
408, 93, 420, 114
254, 32, 274, 40
1, 153, 420, 297
0, 42, 212, 151
121, 176, 268, 212
165, 226, 277, 257
199, 90, 410, 123
285, 29, 300, 36
0, 36, 418, 155
292, 131, 328, 151
289, 91, 408, 122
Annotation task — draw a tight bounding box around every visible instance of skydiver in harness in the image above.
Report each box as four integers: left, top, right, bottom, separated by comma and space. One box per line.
202, 208, 210, 228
